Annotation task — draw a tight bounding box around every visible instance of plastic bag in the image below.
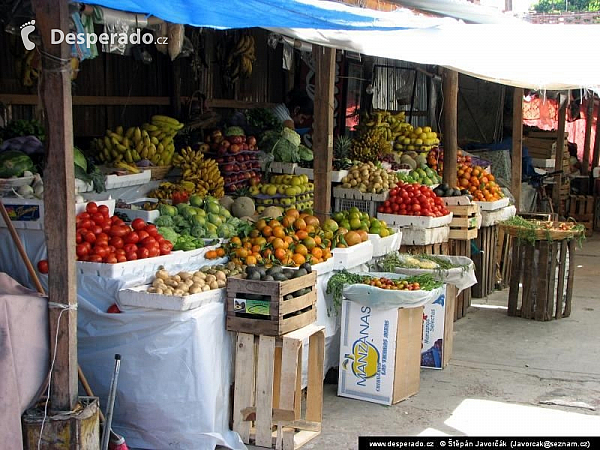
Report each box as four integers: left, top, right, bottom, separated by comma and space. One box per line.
342, 272, 445, 310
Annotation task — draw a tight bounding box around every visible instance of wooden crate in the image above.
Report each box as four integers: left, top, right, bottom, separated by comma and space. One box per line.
447, 204, 479, 240
568, 195, 594, 236
399, 242, 449, 255
232, 325, 325, 450
472, 225, 499, 298
508, 238, 575, 321
496, 226, 513, 290
227, 272, 317, 336
449, 239, 471, 321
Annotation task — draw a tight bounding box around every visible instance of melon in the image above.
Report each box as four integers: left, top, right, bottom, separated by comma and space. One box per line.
231, 196, 255, 218
219, 195, 235, 211
0, 150, 34, 178
260, 206, 283, 220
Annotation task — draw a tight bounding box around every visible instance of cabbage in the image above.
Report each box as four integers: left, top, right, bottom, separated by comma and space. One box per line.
74, 147, 87, 172
298, 145, 313, 162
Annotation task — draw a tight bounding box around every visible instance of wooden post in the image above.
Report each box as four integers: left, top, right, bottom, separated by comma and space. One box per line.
312, 46, 335, 222
442, 68, 458, 188
553, 91, 568, 212
582, 95, 594, 175
32, 0, 78, 411
592, 99, 600, 170
511, 87, 523, 211
171, 58, 182, 119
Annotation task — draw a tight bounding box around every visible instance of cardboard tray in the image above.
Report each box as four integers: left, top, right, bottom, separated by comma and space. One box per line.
118, 285, 226, 311
473, 197, 510, 211
332, 240, 373, 270
294, 167, 348, 183
377, 212, 453, 228
103, 169, 151, 190
400, 226, 449, 246
333, 186, 389, 202
368, 231, 402, 258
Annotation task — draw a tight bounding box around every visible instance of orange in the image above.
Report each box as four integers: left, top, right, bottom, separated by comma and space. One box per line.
292, 253, 306, 266
460, 178, 469, 187
314, 236, 322, 245
303, 237, 316, 250
244, 242, 253, 250
251, 245, 261, 254
256, 219, 267, 231
304, 215, 320, 227
269, 219, 281, 229
286, 209, 300, 219
232, 258, 242, 266
205, 250, 218, 259
262, 248, 273, 259
272, 237, 286, 249
262, 226, 273, 237
282, 216, 294, 228
295, 230, 309, 240
345, 231, 362, 246
356, 230, 368, 242
249, 229, 260, 238
283, 235, 294, 246
311, 247, 323, 259
246, 255, 257, 265
275, 248, 287, 261
294, 244, 308, 256
254, 237, 267, 246
293, 218, 307, 231
299, 212, 309, 220
216, 247, 225, 257
230, 236, 242, 247
305, 224, 316, 234
273, 226, 286, 239
236, 248, 248, 258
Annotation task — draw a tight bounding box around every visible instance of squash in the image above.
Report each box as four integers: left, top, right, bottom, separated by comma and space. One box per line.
0, 150, 34, 178
231, 196, 255, 218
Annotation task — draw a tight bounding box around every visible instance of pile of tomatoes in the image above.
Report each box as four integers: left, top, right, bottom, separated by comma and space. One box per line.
363, 277, 421, 291
378, 182, 450, 217
75, 202, 173, 263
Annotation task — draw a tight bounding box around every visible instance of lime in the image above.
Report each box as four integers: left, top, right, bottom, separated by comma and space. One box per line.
350, 217, 362, 230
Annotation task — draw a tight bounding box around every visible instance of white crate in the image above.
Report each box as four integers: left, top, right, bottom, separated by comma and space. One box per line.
295, 167, 348, 183
0, 175, 35, 194
332, 240, 373, 270
473, 197, 510, 211
311, 257, 335, 275
443, 195, 472, 206
368, 231, 402, 258
377, 212, 453, 228
333, 197, 378, 217
104, 169, 151, 190
333, 186, 389, 202
118, 285, 225, 311
0, 198, 44, 230
401, 226, 449, 246
270, 162, 297, 174
480, 205, 517, 227
115, 198, 160, 222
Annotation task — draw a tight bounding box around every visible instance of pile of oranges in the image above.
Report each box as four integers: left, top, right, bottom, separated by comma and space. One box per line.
457, 163, 503, 202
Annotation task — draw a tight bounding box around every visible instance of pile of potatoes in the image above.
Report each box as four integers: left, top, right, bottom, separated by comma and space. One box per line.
340, 162, 395, 194
147, 263, 241, 296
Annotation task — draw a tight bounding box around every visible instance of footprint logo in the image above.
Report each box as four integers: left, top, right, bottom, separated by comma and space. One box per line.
20, 20, 36, 51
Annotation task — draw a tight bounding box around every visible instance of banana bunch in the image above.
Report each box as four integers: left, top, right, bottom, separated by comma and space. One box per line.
148, 181, 195, 200
113, 161, 141, 174
358, 110, 410, 142
93, 115, 183, 167
350, 127, 392, 163
226, 35, 256, 82
172, 146, 225, 198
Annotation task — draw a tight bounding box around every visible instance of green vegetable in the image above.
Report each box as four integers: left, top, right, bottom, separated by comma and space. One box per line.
157, 226, 179, 244
0, 119, 45, 142
154, 216, 174, 227
260, 128, 304, 163
245, 108, 282, 132
298, 144, 313, 162
74, 147, 87, 172
281, 128, 301, 147
0, 150, 34, 178
326, 270, 365, 313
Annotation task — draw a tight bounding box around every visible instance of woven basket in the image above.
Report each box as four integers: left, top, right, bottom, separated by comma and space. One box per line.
145, 165, 172, 180
500, 223, 583, 241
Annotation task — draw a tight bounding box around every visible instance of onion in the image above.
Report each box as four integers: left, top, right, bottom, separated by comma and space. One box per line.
75, 194, 85, 204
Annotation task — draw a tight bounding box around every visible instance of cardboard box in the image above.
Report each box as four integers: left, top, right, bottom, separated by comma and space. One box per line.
338, 300, 422, 405
421, 285, 455, 369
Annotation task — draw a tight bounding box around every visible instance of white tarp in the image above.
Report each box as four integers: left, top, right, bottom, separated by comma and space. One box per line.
270, 23, 600, 91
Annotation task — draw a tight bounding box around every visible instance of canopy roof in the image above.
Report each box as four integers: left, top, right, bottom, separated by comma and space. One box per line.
88, 0, 600, 92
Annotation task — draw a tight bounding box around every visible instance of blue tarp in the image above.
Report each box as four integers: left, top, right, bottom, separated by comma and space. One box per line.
88, 0, 413, 29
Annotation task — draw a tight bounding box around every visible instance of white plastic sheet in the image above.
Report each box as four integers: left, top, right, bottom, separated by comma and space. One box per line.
390, 256, 477, 294
342, 272, 445, 310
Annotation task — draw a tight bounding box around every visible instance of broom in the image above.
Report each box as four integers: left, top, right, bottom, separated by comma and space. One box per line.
0, 199, 128, 450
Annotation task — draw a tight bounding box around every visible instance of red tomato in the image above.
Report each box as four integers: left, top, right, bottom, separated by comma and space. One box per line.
137, 247, 150, 259
115, 248, 126, 256
111, 215, 121, 224
148, 247, 160, 258
84, 232, 97, 244
137, 230, 150, 241
98, 205, 110, 217
37, 260, 49, 274
78, 255, 89, 262
77, 212, 91, 221
141, 236, 157, 247
124, 243, 138, 254
412, 204, 421, 212
86, 202, 98, 214
87, 255, 102, 263
107, 245, 116, 254
102, 222, 112, 233
110, 225, 129, 238
92, 213, 105, 224
131, 218, 146, 231
124, 232, 139, 244
103, 254, 118, 264
383, 200, 391, 208
159, 242, 172, 255
76, 244, 89, 258
116, 254, 127, 263
155, 235, 165, 244
80, 219, 94, 230
126, 251, 138, 261
144, 224, 158, 237
82, 241, 92, 252
93, 245, 109, 258
76, 233, 83, 244
97, 232, 109, 241
110, 236, 124, 249
91, 225, 103, 236
95, 239, 109, 248
384, 207, 392, 214
107, 303, 121, 313
392, 204, 399, 213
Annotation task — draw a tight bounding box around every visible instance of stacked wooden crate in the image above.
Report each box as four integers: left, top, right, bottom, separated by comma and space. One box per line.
568, 195, 594, 236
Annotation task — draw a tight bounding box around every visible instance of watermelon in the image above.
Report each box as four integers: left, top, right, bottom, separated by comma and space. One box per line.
0, 150, 34, 178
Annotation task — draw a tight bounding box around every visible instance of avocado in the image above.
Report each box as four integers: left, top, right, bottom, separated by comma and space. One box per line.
273, 273, 288, 282
283, 269, 296, 279
300, 262, 312, 274
434, 188, 445, 197
267, 266, 282, 276
441, 183, 450, 191
294, 268, 308, 278
284, 294, 294, 300
257, 266, 266, 278
248, 271, 261, 281
460, 189, 469, 195
262, 275, 274, 281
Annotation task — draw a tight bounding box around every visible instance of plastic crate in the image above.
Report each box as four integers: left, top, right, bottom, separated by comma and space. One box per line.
333, 197, 378, 217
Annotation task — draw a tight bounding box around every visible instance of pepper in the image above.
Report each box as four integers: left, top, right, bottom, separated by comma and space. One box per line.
172, 190, 189, 205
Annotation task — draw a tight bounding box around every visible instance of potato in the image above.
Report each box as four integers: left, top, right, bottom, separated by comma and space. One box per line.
155, 269, 170, 280
173, 275, 182, 283
152, 279, 164, 288
178, 271, 193, 280
165, 279, 178, 288
205, 274, 217, 284
216, 279, 226, 288
174, 289, 185, 296
209, 280, 219, 290
148, 287, 157, 293
215, 271, 226, 281
189, 286, 202, 294
201, 285, 210, 292
156, 288, 164, 295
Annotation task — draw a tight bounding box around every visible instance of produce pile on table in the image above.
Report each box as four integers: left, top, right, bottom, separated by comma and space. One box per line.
251, 174, 314, 213
260, 127, 313, 164
147, 264, 240, 296
75, 203, 173, 263
339, 162, 396, 194
501, 216, 585, 244
378, 182, 451, 217
396, 166, 442, 187
330, 208, 395, 237
377, 252, 469, 272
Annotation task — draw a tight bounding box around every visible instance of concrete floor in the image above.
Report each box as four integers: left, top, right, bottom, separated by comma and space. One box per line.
249, 235, 600, 449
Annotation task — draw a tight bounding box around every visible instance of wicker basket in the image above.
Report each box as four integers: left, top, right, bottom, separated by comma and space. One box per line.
145, 165, 172, 180
500, 223, 583, 241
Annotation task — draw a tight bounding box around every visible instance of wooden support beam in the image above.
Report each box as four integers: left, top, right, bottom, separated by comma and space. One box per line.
553, 91, 568, 212
0, 94, 172, 106
582, 96, 594, 175
442, 68, 458, 188
32, 0, 78, 412
171, 59, 182, 119
312, 46, 335, 222
511, 87, 523, 211
593, 100, 600, 170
